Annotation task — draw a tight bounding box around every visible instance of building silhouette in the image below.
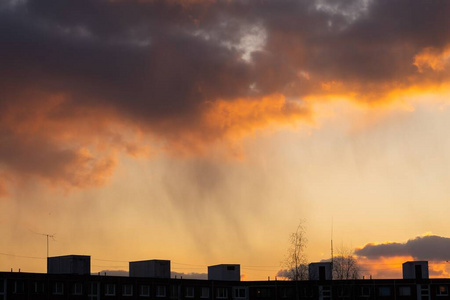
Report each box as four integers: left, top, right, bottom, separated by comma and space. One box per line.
0, 255, 448, 299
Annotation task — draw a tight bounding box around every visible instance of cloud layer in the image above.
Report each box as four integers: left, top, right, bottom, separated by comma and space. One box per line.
97, 270, 207, 279
1, 0, 450, 194
355, 235, 450, 261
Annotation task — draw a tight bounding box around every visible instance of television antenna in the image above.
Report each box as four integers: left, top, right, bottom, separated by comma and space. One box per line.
30, 230, 56, 258
43, 233, 56, 258
331, 217, 334, 267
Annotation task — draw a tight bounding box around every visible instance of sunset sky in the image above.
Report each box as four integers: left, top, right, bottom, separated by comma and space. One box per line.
2, 0, 450, 280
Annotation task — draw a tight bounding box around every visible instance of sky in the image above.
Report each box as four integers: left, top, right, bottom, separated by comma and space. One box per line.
1, 0, 450, 280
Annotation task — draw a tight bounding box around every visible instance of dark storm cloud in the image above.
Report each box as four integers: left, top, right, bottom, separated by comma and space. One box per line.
3, 0, 449, 117
259, 0, 450, 93
0, 0, 253, 122
1, 0, 450, 191
355, 235, 450, 261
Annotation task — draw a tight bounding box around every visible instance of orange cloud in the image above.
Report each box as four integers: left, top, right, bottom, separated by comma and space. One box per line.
356, 256, 413, 279
3, 76, 450, 197
0, 92, 314, 195
204, 94, 311, 139
60, 147, 117, 189
429, 262, 450, 278
414, 45, 450, 73
3, 80, 450, 197
356, 256, 450, 279
147, 94, 312, 158
0, 92, 151, 196
355, 235, 450, 279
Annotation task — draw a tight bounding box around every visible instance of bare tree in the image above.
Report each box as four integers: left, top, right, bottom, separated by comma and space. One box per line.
332, 247, 360, 280
282, 222, 308, 281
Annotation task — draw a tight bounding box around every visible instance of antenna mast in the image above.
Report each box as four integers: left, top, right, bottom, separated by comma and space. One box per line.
45, 234, 55, 258
30, 230, 55, 258
331, 217, 334, 267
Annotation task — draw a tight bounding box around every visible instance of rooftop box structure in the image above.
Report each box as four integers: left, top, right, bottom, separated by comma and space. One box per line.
208, 264, 240, 281
129, 260, 170, 278
402, 261, 429, 279
47, 255, 90, 275
309, 262, 332, 281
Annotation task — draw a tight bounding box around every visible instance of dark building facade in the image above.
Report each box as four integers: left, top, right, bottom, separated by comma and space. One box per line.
1, 271, 450, 300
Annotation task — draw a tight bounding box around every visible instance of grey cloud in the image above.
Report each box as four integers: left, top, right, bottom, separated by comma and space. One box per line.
171, 271, 208, 280
96, 270, 207, 279
97, 270, 129, 277
276, 269, 292, 278
355, 235, 450, 261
